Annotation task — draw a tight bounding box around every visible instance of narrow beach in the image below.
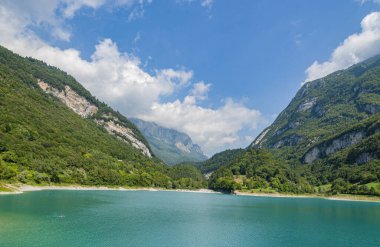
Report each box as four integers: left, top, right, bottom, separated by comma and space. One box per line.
0, 184, 218, 195
234, 191, 380, 203
2, 184, 379, 202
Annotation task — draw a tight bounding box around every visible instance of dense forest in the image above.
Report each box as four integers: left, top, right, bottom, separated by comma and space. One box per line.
0, 46, 205, 190
208, 147, 380, 196
198, 149, 245, 174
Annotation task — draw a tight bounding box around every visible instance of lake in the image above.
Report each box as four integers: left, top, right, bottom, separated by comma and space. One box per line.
0, 190, 379, 247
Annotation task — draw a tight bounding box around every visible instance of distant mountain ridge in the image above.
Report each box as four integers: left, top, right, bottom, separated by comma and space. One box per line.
131, 118, 207, 165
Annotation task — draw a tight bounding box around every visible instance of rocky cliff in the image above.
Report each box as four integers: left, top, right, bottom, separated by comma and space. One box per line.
37, 80, 151, 157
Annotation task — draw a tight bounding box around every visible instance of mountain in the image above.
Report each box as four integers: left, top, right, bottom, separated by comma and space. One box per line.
251, 55, 380, 163
198, 148, 245, 175
209, 56, 380, 195
0, 45, 205, 189
130, 118, 207, 165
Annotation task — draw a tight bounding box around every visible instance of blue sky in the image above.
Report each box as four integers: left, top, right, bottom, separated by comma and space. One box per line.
61, 0, 378, 113
1, 0, 380, 155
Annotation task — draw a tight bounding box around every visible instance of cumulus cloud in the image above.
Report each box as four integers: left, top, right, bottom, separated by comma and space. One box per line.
139, 98, 262, 154
0, 0, 151, 42
0, 0, 263, 155
61, 0, 106, 18
0, 0, 71, 41
191, 81, 211, 100
304, 12, 380, 84
156, 68, 193, 90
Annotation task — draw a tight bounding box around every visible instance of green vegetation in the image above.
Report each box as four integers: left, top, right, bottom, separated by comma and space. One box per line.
0, 45, 150, 150
209, 148, 380, 195
0, 45, 205, 190
198, 148, 245, 174
168, 164, 207, 189
0, 185, 12, 192
253, 57, 380, 158
210, 56, 380, 196
209, 149, 314, 193
0, 44, 379, 197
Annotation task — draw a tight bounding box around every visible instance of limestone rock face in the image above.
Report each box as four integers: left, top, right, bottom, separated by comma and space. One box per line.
252, 128, 270, 147
297, 97, 317, 112
38, 80, 98, 117
37, 79, 152, 157
303, 131, 365, 164
96, 119, 151, 157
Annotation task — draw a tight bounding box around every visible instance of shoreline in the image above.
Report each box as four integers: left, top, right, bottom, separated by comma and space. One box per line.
1, 184, 379, 202
234, 191, 380, 203
0, 184, 219, 195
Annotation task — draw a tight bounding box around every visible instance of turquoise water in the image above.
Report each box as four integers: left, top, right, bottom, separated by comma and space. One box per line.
0, 191, 379, 247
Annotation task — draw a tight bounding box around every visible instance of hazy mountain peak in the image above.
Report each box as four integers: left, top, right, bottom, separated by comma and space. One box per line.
131, 118, 207, 165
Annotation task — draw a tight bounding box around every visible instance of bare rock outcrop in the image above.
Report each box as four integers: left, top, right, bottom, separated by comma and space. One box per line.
37, 80, 98, 117
298, 97, 317, 112
96, 120, 151, 157
37, 79, 152, 157
303, 131, 365, 164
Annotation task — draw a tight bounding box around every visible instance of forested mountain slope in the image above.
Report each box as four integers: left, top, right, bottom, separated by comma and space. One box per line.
197, 149, 245, 174
252, 56, 380, 162
0, 45, 205, 189
210, 56, 380, 195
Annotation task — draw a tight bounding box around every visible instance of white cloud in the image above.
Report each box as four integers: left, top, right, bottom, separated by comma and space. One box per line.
156, 68, 193, 90
138, 98, 262, 154
61, 0, 106, 18
0, 0, 70, 41
0, 0, 101, 42
52, 27, 72, 41
61, 0, 150, 19
201, 0, 214, 8
190, 81, 211, 100
304, 12, 380, 84
0, 0, 263, 155
0, 0, 151, 42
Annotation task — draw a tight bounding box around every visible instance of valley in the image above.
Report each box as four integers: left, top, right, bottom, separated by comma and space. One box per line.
0, 45, 379, 199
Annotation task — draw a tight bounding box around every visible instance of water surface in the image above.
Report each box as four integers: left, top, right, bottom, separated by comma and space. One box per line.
0, 191, 379, 247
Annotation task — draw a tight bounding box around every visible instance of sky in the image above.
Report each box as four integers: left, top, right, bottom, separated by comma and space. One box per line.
1, 0, 380, 156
